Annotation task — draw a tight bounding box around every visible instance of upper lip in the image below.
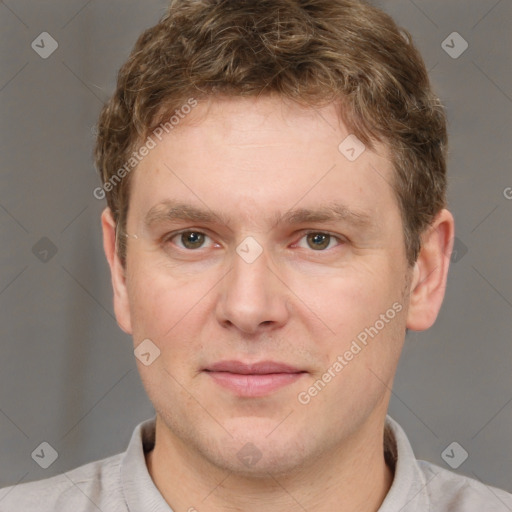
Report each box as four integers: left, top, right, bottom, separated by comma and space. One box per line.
204, 360, 304, 375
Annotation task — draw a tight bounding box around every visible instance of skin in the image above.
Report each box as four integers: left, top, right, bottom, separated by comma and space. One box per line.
102, 95, 454, 512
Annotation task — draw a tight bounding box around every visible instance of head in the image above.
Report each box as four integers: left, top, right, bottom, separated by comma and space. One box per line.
96, 0, 454, 476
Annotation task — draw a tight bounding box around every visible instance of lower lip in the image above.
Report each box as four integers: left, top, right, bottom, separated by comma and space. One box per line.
205, 371, 305, 397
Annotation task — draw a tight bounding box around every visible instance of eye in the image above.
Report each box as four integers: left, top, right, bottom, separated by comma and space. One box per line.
163, 230, 344, 252
295, 231, 344, 251
166, 230, 213, 250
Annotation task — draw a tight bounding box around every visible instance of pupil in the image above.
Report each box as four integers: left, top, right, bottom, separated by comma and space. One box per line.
184, 232, 203, 248
309, 233, 329, 250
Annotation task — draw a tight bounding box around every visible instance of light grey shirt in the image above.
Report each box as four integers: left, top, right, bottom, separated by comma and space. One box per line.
1, 415, 511, 511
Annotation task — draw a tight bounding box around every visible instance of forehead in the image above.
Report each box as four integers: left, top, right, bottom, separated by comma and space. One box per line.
129, 96, 397, 231
163, 96, 376, 150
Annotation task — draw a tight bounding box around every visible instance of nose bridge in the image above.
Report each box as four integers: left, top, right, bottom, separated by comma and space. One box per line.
233, 237, 271, 293
216, 236, 288, 332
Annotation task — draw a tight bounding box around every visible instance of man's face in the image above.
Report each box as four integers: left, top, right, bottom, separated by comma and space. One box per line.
115, 96, 413, 474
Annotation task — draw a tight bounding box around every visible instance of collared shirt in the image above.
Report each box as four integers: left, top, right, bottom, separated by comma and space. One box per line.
1, 415, 511, 511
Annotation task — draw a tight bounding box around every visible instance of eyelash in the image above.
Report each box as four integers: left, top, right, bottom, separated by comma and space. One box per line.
162, 229, 346, 252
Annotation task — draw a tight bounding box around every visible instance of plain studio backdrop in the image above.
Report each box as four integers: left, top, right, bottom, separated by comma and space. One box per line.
0, 0, 511, 494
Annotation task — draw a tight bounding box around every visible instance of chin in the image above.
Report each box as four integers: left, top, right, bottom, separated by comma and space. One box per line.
203, 423, 314, 478
153, 397, 322, 476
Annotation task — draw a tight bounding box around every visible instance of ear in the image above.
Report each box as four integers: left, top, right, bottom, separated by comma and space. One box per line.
101, 208, 132, 334
406, 208, 455, 331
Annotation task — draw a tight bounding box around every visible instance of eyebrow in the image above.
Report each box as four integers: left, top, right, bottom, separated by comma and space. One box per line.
143, 199, 375, 232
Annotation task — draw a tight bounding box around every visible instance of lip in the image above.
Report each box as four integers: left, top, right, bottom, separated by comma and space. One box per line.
204, 360, 306, 397
206, 360, 303, 374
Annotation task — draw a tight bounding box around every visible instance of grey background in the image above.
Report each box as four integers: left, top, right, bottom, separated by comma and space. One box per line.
0, 0, 511, 497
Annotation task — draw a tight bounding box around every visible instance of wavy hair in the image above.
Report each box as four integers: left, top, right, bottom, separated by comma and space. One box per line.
95, 0, 448, 266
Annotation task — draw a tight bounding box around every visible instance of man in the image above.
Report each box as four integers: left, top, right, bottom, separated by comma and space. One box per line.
1, 0, 511, 510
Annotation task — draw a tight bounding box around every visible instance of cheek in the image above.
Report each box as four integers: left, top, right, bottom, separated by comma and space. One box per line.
126, 261, 204, 343
126, 268, 211, 395
314, 269, 390, 331
312, 266, 406, 369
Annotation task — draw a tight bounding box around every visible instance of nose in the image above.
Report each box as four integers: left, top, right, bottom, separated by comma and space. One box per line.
216, 240, 290, 334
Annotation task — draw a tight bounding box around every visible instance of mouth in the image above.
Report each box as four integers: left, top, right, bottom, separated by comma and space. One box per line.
203, 360, 307, 397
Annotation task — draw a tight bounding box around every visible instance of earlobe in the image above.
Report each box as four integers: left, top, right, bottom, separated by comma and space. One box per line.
406, 209, 455, 331
101, 208, 133, 334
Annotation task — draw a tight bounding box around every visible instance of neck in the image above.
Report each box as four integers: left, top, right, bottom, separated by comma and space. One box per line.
145, 414, 394, 512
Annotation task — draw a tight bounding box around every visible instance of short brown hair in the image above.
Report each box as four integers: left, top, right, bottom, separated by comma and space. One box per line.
94, 0, 448, 266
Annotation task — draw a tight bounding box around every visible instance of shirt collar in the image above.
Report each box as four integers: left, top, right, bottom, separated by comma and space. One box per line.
121, 414, 430, 511
121, 415, 174, 511
379, 415, 432, 511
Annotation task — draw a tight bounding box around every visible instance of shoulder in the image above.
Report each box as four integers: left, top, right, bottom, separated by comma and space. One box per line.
418, 459, 512, 511
383, 416, 512, 511
0, 453, 126, 512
